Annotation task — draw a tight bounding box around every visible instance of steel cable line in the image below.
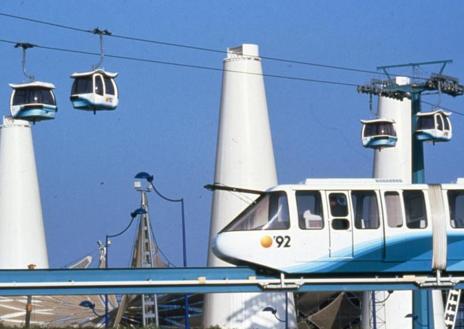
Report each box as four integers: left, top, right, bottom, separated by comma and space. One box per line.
0, 11, 418, 78
421, 100, 464, 117
0, 38, 359, 87
2, 38, 462, 117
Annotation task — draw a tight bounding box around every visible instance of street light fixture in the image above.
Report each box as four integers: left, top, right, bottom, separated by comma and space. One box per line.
79, 300, 101, 317
104, 207, 147, 328
134, 171, 190, 329
262, 306, 285, 322
262, 293, 289, 329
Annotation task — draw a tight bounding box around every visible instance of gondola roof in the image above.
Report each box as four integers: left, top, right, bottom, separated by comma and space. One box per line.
360, 118, 395, 124
417, 110, 451, 117
70, 69, 118, 78
9, 81, 55, 89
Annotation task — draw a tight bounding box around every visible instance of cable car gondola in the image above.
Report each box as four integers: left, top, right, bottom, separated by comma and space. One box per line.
8, 42, 58, 122
360, 118, 397, 149
9, 81, 57, 122
416, 110, 452, 142
70, 69, 119, 112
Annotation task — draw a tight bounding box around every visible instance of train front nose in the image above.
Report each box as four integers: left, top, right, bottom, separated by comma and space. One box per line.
211, 233, 242, 265
211, 233, 228, 259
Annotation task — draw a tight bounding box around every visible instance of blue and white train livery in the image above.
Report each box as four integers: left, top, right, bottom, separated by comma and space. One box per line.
212, 178, 464, 275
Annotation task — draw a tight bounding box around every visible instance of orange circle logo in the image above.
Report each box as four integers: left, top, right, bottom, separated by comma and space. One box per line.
260, 235, 273, 248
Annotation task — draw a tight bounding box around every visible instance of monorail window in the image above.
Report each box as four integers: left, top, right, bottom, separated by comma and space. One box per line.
352, 191, 379, 229
223, 192, 290, 232
385, 192, 403, 228
448, 190, 464, 228
329, 193, 348, 217
332, 218, 350, 230
296, 191, 323, 229
403, 190, 427, 229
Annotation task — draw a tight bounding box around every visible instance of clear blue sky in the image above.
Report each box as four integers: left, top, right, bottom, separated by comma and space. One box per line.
0, 1, 463, 268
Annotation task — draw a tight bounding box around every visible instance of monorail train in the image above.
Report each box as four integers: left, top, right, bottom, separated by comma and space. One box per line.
212, 178, 464, 274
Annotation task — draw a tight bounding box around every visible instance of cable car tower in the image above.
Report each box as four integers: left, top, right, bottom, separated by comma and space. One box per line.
9, 43, 58, 122
358, 61, 464, 329
358, 60, 464, 183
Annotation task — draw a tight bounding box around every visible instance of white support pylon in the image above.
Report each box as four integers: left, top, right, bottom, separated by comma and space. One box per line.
372, 76, 412, 184
0, 116, 48, 269
203, 44, 296, 329
368, 77, 413, 329
368, 77, 445, 329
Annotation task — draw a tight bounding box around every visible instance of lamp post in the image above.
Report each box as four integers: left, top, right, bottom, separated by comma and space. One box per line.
134, 171, 190, 329
79, 300, 101, 317
263, 304, 289, 328
104, 207, 147, 328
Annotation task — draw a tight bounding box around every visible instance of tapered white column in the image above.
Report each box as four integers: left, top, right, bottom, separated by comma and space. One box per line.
203, 44, 296, 328
373, 77, 412, 184
0, 116, 48, 269
368, 77, 412, 329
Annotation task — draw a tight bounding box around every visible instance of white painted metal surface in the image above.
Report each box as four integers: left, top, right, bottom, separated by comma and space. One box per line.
373, 77, 412, 184
203, 44, 296, 329
371, 78, 413, 329
0, 116, 48, 269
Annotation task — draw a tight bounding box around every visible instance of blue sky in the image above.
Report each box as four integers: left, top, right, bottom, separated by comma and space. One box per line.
0, 1, 463, 267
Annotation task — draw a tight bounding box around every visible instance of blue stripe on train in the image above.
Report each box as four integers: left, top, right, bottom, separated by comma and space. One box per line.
284, 234, 433, 274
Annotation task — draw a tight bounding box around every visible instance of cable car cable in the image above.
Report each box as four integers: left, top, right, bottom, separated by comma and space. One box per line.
2, 40, 462, 119
421, 100, 464, 117
0, 11, 428, 80
14, 42, 35, 81
0, 12, 90, 33
0, 38, 359, 87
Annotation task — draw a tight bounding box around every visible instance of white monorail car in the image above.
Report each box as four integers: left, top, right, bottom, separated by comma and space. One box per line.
212, 178, 464, 274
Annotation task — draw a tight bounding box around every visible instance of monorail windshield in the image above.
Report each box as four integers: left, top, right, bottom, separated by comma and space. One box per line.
223, 192, 290, 232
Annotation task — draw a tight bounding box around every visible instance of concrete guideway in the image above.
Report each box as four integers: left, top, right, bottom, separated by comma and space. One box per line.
0, 267, 463, 296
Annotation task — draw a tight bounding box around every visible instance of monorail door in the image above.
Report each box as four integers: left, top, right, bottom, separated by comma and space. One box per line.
327, 191, 353, 258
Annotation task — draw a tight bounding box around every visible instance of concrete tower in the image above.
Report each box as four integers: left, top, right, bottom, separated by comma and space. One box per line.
0, 116, 48, 269
371, 77, 413, 329
203, 44, 296, 328
370, 77, 444, 329
373, 76, 412, 183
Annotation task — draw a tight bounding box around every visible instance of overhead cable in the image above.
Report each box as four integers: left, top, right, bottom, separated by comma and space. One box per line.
421, 100, 464, 117
0, 38, 359, 87
0, 11, 398, 77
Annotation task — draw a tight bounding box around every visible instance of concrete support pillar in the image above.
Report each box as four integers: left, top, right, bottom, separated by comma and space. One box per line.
203, 44, 296, 328
0, 116, 48, 269
371, 77, 413, 329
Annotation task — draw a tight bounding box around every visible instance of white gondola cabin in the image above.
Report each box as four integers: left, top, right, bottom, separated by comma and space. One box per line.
70, 69, 118, 112
360, 118, 397, 149
9, 81, 57, 122
416, 110, 452, 142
